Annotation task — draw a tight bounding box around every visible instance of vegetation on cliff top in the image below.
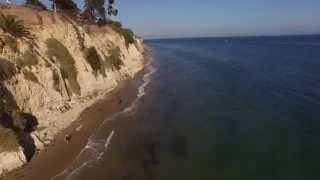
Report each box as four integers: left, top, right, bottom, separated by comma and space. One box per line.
0, 13, 35, 57
51, 0, 79, 16
0, 13, 32, 39
25, 0, 47, 10
108, 21, 136, 47
1, 0, 136, 49
121, 28, 135, 47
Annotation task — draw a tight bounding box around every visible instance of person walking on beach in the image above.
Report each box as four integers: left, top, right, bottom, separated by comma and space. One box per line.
65, 134, 72, 144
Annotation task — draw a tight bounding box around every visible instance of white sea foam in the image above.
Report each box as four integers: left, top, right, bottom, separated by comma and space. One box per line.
51, 61, 157, 180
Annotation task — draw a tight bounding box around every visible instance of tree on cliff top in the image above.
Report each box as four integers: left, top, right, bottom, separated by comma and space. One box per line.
25, 0, 47, 10
107, 0, 118, 16
81, 0, 106, 23
49, 0, 79, 16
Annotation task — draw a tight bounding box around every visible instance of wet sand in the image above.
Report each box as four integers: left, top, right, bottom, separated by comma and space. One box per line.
1, 71, 144, 180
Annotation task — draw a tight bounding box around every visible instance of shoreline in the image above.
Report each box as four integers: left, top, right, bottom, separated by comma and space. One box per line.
1, 57, 149, 180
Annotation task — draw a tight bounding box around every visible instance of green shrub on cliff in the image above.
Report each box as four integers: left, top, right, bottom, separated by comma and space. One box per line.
0, 13, 32, 39
45, 38, 81, 96
107, 21, 135, 47
104, 47, 123, 71
51, 0, 79, 16
121, 28, 135, 47
84, 47, 106, 77
109, 21, 122, 29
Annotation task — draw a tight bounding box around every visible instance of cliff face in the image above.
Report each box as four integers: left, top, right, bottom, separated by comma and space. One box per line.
0, 6, 144, 176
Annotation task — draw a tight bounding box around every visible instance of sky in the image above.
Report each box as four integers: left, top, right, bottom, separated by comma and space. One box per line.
13, 0, 320, 39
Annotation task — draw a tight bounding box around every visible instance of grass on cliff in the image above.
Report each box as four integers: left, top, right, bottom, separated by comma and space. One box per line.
108, 21, 135, 47
104, 47, 123, 71
83, 47, 106, 77
121, 28, 135, 47
45, 38, 81, 96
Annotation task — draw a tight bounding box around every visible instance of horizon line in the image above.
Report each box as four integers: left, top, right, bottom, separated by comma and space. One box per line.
145, 33, 320, 41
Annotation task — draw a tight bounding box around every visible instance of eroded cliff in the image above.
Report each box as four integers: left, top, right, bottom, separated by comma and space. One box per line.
0, 5, 144, 176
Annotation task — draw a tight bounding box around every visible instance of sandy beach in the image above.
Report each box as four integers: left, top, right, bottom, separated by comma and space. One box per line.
1, 69, 144, 180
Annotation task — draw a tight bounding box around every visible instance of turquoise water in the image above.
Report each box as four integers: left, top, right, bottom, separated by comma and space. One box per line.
62, 35, 320, 180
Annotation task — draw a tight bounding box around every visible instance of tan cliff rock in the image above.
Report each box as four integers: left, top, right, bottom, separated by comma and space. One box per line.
0, 5, 144, 176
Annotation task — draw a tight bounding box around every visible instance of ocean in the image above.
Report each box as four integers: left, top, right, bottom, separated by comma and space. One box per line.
55, 35, 320, 180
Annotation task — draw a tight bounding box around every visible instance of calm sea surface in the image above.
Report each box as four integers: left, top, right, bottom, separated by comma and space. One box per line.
62, 35, 320, 180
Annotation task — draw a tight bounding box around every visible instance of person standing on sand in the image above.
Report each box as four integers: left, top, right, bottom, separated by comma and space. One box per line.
65, 134, 72, 144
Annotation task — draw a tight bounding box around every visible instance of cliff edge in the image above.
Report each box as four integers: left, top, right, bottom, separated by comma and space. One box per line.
0, 5, 144, 176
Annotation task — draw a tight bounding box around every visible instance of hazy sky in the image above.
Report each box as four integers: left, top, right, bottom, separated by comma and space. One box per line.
13, 0, 320, 38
